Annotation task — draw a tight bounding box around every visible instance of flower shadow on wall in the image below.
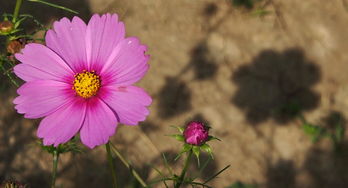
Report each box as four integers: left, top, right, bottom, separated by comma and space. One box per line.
157, 42, 218, 119
259, 110, 347, 188
304, 140, 348, 188
190, 42, 218, 81
158, 76, 192, 119
266, 159, 296, 188
157, 2, 222, 120
302, 111, 348, 188
231, 48, 321, 125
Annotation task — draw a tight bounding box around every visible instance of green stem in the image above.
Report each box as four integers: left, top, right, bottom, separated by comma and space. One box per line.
109, 143, 148, 187
203, 165, 230, 184
174, 149, 192, 188
51, 150, 59, 188
12, 0, 23, 23
106, 142, 118, 188
0, 61, 19, 87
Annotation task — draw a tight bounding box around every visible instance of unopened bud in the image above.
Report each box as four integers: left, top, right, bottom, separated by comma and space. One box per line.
7, 40, 23, 54
1, 180, 26, 188
183, 121, 209, 146
0, 21, 14, 34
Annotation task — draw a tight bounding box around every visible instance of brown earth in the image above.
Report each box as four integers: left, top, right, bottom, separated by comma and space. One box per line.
1, 0, 348, 187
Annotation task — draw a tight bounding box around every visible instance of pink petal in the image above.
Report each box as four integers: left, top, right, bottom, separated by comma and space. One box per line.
14, 43, 73, 82
80, 97, 118, 149
45, 17, 87, 72
101, 37, 149, 86
86, 14, 125, 71
14, 80, 74, 119
99, 85, 152, 126
38, 99, 86, 147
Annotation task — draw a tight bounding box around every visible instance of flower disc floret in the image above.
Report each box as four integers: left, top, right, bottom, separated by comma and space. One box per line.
73, 70, 101, 98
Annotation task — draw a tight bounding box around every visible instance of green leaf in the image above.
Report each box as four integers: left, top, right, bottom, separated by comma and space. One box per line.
27, 0, 79, 14
19, 14, 47, 32
162, 153, 174, 175
171, 125, 185, 134
174, 151, 183, 161
148, 177, 173, 187
10, 28, 22, 34
39, 136, 83, 155
175, 144, 192, 161
151, 167, 170, 188
183, 178, 213, 188
175, 135, 184, 142
201, 144, 214, 159
169, 134, 185, 142
302, 123, 327, 143
193, 146, 200, 167
14, 16, 27, 29
204, 164, 231, 184
178, 127, 184, 134
9, 34, 33, 40
183, 143, 192, 152
302, 123, 321, 135
207, 135, 221, 142
0, 57, 19, 86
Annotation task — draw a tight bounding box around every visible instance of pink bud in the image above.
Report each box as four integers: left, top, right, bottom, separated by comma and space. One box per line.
183, 121, 209, 146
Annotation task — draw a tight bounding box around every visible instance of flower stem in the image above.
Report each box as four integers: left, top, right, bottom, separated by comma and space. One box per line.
109, 143, 148, 187
51, 150, 59, 188
12, 0, 23, 23
174, 149, 193, 188
106, 142, 118, 188
0, 59, 19, 87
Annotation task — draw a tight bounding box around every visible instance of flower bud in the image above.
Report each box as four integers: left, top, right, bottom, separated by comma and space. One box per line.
1, 180, 26, 188
0, 21, 14, 34
183, 121, 209, 146
7, 40, 23, 54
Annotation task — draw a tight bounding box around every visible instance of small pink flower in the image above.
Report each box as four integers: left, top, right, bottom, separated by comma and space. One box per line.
13, 14, 151, 149
183, 121, 209, 146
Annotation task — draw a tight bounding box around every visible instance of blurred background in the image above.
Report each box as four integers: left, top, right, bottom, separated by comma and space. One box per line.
1, 0, 348, 187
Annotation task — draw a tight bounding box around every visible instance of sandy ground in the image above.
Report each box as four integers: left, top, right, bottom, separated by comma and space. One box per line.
1, 0, 348, 187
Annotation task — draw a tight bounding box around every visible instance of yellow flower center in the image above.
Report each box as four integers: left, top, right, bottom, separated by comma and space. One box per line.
72, 70, 101, 98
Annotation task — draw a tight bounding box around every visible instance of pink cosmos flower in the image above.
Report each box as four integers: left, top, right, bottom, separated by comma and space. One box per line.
13, 14, 151, 148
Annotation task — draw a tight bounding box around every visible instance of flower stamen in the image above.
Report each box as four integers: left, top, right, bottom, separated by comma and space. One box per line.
72, 70, 101, 98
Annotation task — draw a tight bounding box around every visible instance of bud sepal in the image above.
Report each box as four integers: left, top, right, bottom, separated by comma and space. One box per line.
38, 136, 83, 155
